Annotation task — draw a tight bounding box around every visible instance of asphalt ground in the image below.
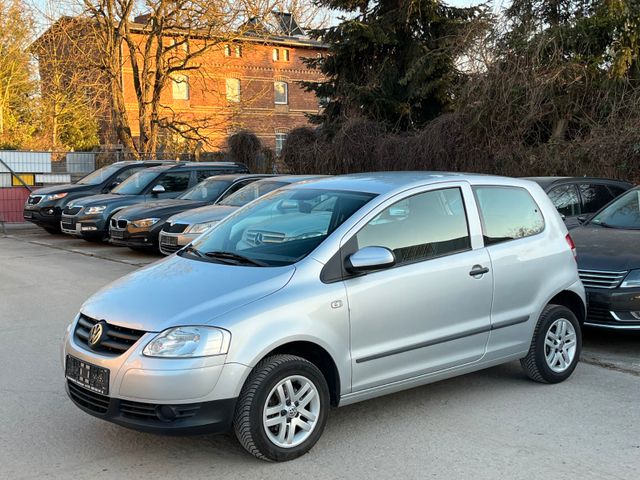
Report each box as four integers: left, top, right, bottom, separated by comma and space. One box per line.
1, 226, 638, 479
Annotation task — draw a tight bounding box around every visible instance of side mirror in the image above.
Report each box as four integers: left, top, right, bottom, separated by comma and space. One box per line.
107, 181, 120, 191
151, 184, 166, 195
560, 214, 566, 220
577, 215, 587, 224
345, 246, 396, 273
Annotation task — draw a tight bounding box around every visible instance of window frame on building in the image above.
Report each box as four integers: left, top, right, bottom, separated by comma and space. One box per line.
235, 45, 242, 58
226, 78, 241, 103
274, 81, 288, 105
275, 132, 288, 156
224, 44, 232, 57
272, 48, 279, 61
171, 74, 190, 100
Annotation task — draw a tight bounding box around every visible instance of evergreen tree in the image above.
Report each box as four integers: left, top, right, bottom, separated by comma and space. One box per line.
304, 0, 485, 134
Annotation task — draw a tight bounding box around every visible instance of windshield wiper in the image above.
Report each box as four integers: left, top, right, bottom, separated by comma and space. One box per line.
181, 244, 204, 258
203, 251, 267, 267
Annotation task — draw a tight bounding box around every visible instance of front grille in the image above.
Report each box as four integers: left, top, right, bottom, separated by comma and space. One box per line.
28, 195, 43, 205
163, 222, 188, 233
119, 400, 201, 421
110, 218, 128, 229
64, 206, 82, 215
159, 243, 182, 255
67, 381, 110, 414
578, 269, 627, 289
118, 219, 128, 229
74, 314, 146, 356
245, 230, 286, 246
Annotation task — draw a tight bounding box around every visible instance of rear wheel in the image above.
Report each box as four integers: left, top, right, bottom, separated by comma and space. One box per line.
521, 304, 582, 383
44, 226, 61, 234
233, 354, 329, 462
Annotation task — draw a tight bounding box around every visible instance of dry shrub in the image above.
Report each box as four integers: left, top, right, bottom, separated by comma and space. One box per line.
228, 130, 267, 172
331, 118, 385, 173
281, 127, 321, 174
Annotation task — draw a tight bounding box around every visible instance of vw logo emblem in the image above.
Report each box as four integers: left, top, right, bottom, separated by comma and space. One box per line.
88, 322, 105, 347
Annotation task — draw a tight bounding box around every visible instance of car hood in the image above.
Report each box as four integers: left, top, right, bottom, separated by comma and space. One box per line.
71, 193, 136, 208
572, 225, 640, 272
115, 199, 205, 220
31, 183, 94, 195
167, 204, 240, 225
80, 255, 295, 332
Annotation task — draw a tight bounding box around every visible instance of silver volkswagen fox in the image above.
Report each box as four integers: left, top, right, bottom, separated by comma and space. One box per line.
63, 173, 585, 462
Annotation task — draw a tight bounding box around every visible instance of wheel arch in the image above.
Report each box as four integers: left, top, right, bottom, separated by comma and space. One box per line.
548, 290, 586, 325
260, 341, 341, 407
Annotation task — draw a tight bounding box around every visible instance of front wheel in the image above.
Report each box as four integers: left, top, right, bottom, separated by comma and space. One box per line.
521, 304, 582, 383
233, 354, 329, 462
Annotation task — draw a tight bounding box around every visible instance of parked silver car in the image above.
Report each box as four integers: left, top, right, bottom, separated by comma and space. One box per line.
158, 175, 323, 255
62, 173, 585, 461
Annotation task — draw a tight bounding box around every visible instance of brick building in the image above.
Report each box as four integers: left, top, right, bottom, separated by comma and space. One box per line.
35, 14, 327, 156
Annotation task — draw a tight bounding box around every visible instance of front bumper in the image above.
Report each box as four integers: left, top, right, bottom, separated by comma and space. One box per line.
62, 317, 249, 434
23, 204, 61, 227
585, 287, 640, 330
109, 222, 165, 249
61, 214, 107, 238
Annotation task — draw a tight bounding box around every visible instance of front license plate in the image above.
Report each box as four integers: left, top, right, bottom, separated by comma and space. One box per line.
111, 229, 124, 239
65, 355, 109, 395
161, 235, 178, 246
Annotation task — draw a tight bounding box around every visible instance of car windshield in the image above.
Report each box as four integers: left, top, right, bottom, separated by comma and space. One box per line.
179, 178, 232, 202
111, 170, 160, 195
76, 164, 123, 185
186, 188, 376, 267
218, 180, 288, 207
590, 189, 640, 229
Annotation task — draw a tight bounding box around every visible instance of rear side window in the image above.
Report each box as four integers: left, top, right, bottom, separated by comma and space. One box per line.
473, 186, 544, 246
547, 184, 580, 217
355, 187, 471, 265
579, 184, 616, 214
157, 172, 191, 192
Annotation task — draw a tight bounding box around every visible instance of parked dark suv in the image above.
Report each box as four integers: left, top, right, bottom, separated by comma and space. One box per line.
23, 161, 166, 233
60, 162, 249, 241
526, 177, 633, 229
108, 174, 272, 251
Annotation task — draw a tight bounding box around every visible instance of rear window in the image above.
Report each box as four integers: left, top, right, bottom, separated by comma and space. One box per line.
473, 186, 545, 246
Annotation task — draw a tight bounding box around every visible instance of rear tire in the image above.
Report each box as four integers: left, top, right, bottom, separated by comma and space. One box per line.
521, 304, 582, 384
233, 354, 330, 462
44, 226, 61, 235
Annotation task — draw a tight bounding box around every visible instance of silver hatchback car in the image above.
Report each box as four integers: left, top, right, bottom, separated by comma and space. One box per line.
62, 173, 585, 461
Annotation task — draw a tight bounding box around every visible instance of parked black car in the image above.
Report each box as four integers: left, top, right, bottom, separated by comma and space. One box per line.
526, 177, 633, 229
23, 161, 167, 233
572, 187, 640, 330
108, 174, 273, 250
60, 162, 249, 241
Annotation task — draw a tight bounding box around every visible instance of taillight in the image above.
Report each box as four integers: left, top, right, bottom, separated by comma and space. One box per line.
565, 233, 577, 261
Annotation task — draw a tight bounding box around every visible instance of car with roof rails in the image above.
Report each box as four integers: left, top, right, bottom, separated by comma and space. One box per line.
158, 175, 324, 255
59, 162, 249, 241
108, 174, 273, 251
63, 172, 585, 461
23, 161, 168, 234
525, 176, 633, 229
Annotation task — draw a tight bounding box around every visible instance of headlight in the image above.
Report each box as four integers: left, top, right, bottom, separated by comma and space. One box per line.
621, 270, 640, 288
45, 192, 68, 201
186, 221, 218, 234
143, 326, 231, 358
85, 206, 107, 214
132, 218, 159, 228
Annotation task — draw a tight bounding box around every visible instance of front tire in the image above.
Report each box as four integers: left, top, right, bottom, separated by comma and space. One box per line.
233, 354, 330, 462
521, 304, 582, 383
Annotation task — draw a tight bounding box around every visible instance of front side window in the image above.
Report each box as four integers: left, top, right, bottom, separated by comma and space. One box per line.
189, 188, 376, 266
579, 184, 615, 214
112, 170, 160, 195
591, 189, 640, 229
474, 186, 545, 245
548, 184, 580, 217
226, 78, 241, 103
180, 178, 233, 201
274, 81, 288, 104
355, 188, 470, 265
172, 74, 190, 100
156, 172, 191, 192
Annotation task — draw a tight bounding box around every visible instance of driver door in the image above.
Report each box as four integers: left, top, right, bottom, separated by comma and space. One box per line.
343, 184, 493, 392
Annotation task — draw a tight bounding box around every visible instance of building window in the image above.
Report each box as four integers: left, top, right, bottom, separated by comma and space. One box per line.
224, 44, 231, 57
275, 133, 287, 156
274, 81, 288, 104
235, 45, 242, 57
272, 48, 279, 61
283, 49, 290, 61
226, 78, 241, 103
172, 74, 189, 100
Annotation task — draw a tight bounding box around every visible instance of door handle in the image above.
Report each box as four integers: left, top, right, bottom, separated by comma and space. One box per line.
469, 265, 489, 277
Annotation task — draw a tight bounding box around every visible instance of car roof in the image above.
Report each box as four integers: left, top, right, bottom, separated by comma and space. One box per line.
142, 162, 247, 173
202, 173, 274, 182
254, 175, 328, 184
524, 176, 633, 189
288, 172, 524, 195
